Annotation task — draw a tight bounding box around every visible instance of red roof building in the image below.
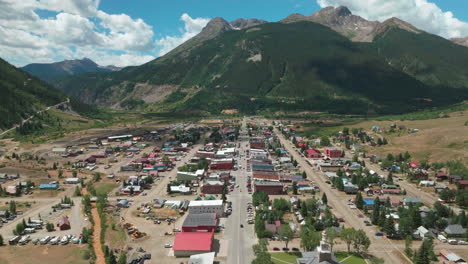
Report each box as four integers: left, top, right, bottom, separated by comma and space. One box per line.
457, 180, 468, 190
408, 162, 420, 168
173, 232, 214, 257
305, 148, 322, 159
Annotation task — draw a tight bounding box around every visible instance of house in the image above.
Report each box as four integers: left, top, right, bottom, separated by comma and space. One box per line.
254, 182, 284, 195
182, 213, 218, 232
121, 185, 142, 195
177, 171, 199, 182
436, 172, 449, 181
362, 199, 375, 210
403, 197, 421, 206
57, 216, 71, 230
0, 210, 7, 218
173, 232, 214, 257
448, 175, 462, 184
188, 252, 216, 264
305, 149, 322, 159
439, 249, 465, 263
418, 180, 435, 187
324, 147, 342, 158
456, 180, 468, 190
444, 224, 465, 238
413, 226, 431, 239
265, 220, 281, 234
188, 200, 224, 217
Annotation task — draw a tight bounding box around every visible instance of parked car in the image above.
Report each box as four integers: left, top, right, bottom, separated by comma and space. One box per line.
375, 232, 384, 236
273, 247, 280, 251
164, 244, 173, 248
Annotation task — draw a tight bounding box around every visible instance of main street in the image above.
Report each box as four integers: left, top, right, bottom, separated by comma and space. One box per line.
273, 126, 412, 264
225, 118, 255, 264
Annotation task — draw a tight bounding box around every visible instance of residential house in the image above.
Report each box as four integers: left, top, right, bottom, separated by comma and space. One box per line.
448, 175, 462, 184
265, 220, 281, 234
414, 226, 431, 239
456, 180, 468, 190
444, 225, 465, 238
439, 249, 465, 263
403, 197, 421, 206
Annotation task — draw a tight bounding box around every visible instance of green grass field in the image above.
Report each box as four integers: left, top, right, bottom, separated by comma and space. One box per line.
335, 252, 366, 264
271, 252, 301, 264
94, 182, 118, 196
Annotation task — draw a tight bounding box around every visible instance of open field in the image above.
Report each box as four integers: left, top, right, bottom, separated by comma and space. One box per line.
0, 245, 90, 264
335, 252, 366, 264
349, 110, 468, 164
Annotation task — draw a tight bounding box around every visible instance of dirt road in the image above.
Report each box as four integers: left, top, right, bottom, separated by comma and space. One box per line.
82, 188, 105, 264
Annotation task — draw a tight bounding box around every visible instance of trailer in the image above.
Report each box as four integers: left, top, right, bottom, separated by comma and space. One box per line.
60, 236, 69, 245
49, 236, 60, 245
9, 236, 21, 245
40, 236, 51, 244
18, 235, 30, 245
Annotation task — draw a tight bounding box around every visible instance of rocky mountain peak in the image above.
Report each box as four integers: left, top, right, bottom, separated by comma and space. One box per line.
195, 17, 233, 40
230, 18, 267, 29
450, 36, 468, 47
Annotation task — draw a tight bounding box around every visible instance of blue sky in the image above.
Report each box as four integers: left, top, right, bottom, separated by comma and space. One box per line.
100, 0, 468, 37
1, 0, 468, 67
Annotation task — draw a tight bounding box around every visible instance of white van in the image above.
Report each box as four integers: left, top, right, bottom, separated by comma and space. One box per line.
448, 239, 458, 245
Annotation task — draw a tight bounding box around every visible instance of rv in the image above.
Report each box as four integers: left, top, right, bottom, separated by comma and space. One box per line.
18, 235, 30, 245
40, 236, 51, 244
49, 236, 60, 245
24, 228, 36, 234
9, 236, 21, 245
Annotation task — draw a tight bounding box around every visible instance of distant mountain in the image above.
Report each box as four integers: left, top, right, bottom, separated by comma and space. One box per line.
451, 37, 468, 47
52, 8, 468, 115
0, 58, 66, 129
21, 58, 121, 82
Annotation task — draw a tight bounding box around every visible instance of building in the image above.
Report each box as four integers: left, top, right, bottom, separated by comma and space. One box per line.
296, 241, 341, 264
403, 197, 421, 206
305, 149, 322, 159
254, 182, 284, 195
209, 159, 234, 170
324, 147, 342, 158
253, 171, 280, 182
64, 177, 80, 184
362, 199, 375, 210
252, 163, 275, 171
188, 200, 224, 217
457, 180, 468, 190
265, 220, 281, 234
439, 249, 465, 263
57, 216, 71, 230
343, 182, 358, 194
170, 185, 191, 194
188, 252, 215, 264
39, 184, 59, 190
444, 224, 465, 238
173, 232, 214, 257
182, 213, 218, 232
317, 163, 343, 172
201, 181, 224, 194
414, 226, 431, 239
448, 175, 463, 184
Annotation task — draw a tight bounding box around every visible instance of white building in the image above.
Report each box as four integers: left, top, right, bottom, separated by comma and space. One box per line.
64, 177, 80, 184
189, 200, 224, 217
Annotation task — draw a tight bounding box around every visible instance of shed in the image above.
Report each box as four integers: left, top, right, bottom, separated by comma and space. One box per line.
57, 216, 71, 230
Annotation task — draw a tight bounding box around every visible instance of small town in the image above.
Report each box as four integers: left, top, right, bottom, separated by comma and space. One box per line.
0, 116, 465, 264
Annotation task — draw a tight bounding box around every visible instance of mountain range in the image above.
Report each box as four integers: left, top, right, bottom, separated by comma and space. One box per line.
21, 58, 121, 82
16, 7, 468, 115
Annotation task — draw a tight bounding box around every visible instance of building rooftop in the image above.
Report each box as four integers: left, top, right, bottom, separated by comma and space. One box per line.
173, 232, 214, 251
189, 200, 223, 207
183, 213, 217, 228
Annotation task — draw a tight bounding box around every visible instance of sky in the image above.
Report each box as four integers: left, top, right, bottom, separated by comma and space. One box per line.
1, 0, 467, 67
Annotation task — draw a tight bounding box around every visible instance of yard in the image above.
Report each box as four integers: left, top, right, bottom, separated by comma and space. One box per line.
271, 252, 301, 264
335, 252, 366, 264
94, 182, 118, 196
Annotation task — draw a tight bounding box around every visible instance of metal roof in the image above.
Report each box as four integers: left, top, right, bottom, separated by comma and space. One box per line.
183, 213, 217, 228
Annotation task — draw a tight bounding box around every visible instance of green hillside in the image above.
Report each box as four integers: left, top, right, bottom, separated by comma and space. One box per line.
0, 58, 66, 129
53, 21, 468, 115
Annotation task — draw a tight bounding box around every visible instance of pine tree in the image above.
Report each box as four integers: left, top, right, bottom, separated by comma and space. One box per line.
355, 192, 364, 209
322, 193, 328, 205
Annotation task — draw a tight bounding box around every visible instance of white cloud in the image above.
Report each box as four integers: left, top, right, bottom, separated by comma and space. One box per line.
317, 0, 468, 38
0, 0, 210, 67
156, 13, 210, 56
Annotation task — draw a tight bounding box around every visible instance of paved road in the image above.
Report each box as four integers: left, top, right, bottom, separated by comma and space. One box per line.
273, 127, 412, 264
226, 119, 255, 264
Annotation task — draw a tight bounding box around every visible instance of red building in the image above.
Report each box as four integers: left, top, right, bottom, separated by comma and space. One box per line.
253, 171, 280, 181
305, 148, 322, 159
457, 180, 468, 190
182, 213, 218, 232
209, 159, 233, 170
201, 182, 224, 194
254, 182, 284, 195
324, 147, 342, 158
173, 232, 214, 257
